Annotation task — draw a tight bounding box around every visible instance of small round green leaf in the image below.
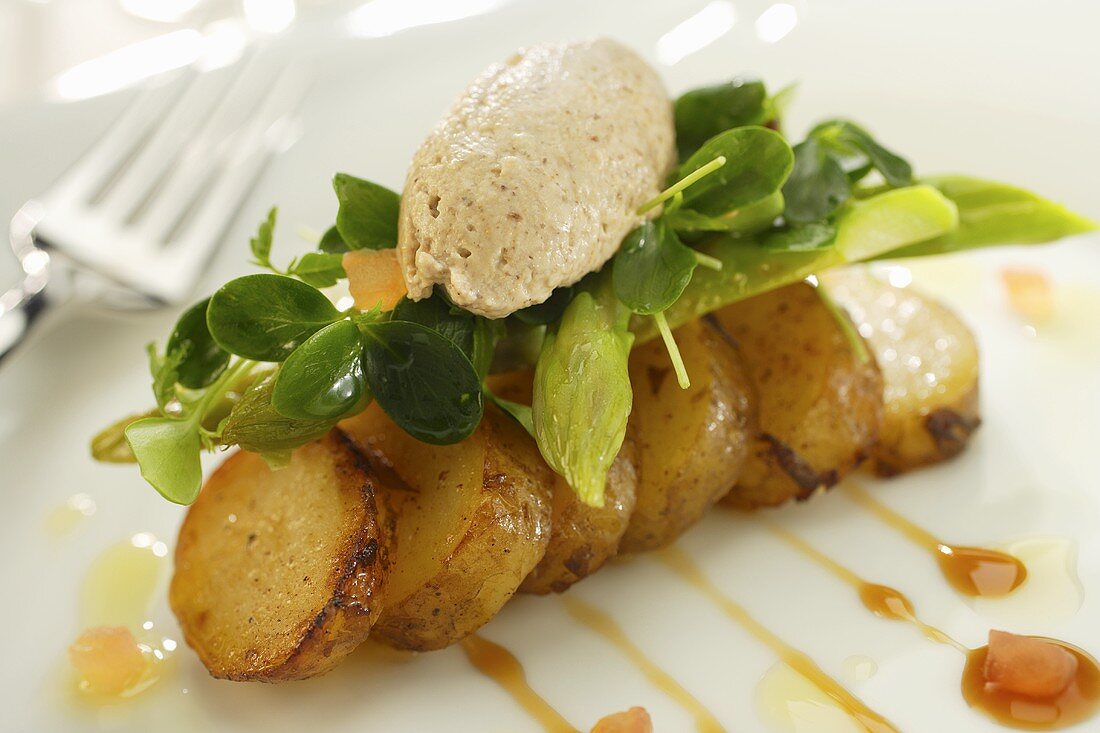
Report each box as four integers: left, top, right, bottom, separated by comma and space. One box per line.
362, 320, 483, 445
613, 220, 698, 315
167, 297, 229, 388
392, 293, 500, 379
124, 417, 203, 505
318, 224, 349, 254
392, 293, 477, 356
273, 320, 367, 420
207, 274, 341, 362
333, 173, 401, 251
676, 126, 794, 216
674, 78, 768, 160
782, 138, 852, 223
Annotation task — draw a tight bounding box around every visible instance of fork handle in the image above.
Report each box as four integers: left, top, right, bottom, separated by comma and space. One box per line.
0, 262, 70, 368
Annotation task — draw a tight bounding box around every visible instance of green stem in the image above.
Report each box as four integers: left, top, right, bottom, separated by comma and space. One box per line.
653, 311, 690, 389
190, 358, 257, 431
693, 251, 723, 271
637, 156, 727, 215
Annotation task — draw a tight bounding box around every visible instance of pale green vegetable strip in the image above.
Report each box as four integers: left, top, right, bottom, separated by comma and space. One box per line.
635, 184, 958, 341
880, 175, 1097, 259
532, 279, 634, 507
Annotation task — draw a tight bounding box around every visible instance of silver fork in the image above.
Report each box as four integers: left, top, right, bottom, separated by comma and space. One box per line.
0, 48, 310, 366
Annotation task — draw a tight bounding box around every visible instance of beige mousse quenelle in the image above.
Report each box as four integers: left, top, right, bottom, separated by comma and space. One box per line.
397, 39, 675, 318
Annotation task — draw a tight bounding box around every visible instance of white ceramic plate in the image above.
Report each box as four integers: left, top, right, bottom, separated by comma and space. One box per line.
2, 1, 1099, 731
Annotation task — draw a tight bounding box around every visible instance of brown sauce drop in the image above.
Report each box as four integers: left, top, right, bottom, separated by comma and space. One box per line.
461, 635, 579, 733
936, 543, 1027, 597
659, 547, 900, 733
858, 583, 914, 621
963, 641, 1100, 730
842, 482, 1026, 597
562, 596, 726, 733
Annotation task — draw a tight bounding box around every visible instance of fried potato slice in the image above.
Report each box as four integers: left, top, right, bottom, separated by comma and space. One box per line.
821, 268, 980, 475
485, 371, 638, 595
713, 282, 884, 510
340, 403, 552, 651
520, 446, 637, 594
620, 319, 755, 553
170, 431, 387, 681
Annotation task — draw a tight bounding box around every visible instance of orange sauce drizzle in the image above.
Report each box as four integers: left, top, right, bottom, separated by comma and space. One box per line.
963, 640, 1100, 730
461, 634, 579, 733
769, 526, 963, 650
561, 596, 726, 733
842, 482, 1027, 597
659, 547, 899, 733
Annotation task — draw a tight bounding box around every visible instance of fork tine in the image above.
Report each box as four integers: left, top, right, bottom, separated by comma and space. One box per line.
97, 65, 243, 222
155, 63, 312, 300
43, 75, 188, 210
136, 50, 276, 240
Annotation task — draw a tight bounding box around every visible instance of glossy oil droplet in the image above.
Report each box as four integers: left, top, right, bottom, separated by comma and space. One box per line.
44, 493, 97, 537
971, 538, 1083, 626
842, 656, 878, 682
80, 534, 167, 628
755, 663, 867, 733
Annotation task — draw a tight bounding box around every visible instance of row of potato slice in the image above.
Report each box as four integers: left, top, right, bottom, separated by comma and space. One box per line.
169, 268, 981, 681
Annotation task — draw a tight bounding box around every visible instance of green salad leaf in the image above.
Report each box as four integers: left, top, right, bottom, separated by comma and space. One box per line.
247, 208, 347, 286
674, 78, 769, 160
166, 298, 229, 389
676, 126, 794, 216
318, 224, 349, 254
146, 341, 185, 410
125, 417, 204, 505
811, 119, 913, 187
613, 220, 698, 315
249, 207, 277, 269
362, 321, 483, 445
273, 320, 368, 420
782, 138, 851, 223
207, 274, 342, 361
391, 293, 499, 378
289, 252, 346, 288
333, 173, 401, 250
